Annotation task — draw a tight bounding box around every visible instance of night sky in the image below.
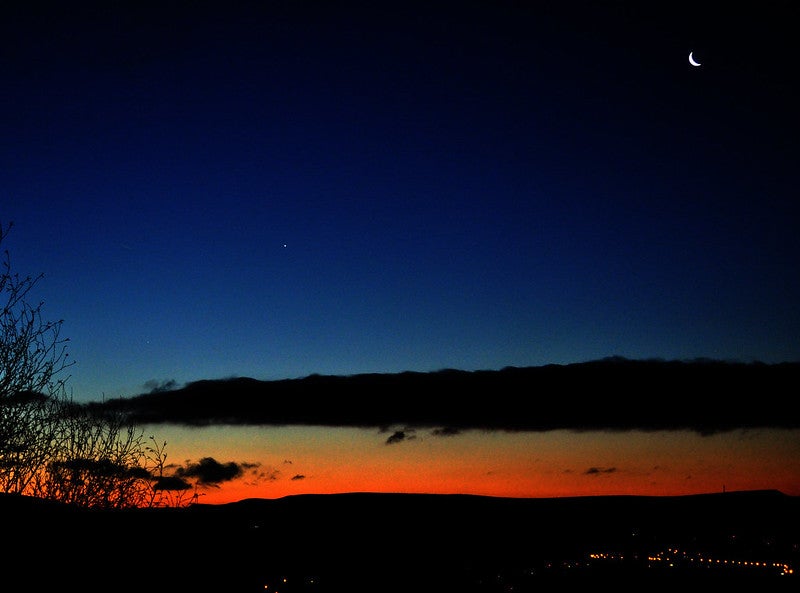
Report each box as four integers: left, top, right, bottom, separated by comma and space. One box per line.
3, 1, 797, 402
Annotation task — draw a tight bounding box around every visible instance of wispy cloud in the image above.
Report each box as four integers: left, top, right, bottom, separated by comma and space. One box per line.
585, 466, 617, 475
385, 429, 417, 445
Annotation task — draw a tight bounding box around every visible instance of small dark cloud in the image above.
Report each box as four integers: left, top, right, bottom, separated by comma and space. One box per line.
152, 475, 192, 491
386, 430, 406, 445
431, 426, 461, 436
291, 474, 306, 481
255, 467, 280, 483
143, 379, 179, 393
386, 429, 416, 445
585, 467, 617, 475
174, 457, 245, 485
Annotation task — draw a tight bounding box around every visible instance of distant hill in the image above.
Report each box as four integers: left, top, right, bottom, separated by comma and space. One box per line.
90, 357, 800, 433
4, 489, 798, 590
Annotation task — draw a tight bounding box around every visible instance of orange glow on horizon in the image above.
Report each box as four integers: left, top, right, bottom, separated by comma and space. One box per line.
152, 425, 800, 505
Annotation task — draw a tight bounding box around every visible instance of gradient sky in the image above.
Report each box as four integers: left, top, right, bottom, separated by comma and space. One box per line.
128, 363, 800, 503
3, 2, 798, 502
157, 424, 800, 504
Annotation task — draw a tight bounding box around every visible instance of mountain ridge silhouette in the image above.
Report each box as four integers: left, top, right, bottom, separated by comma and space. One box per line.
5, 488, 798, 589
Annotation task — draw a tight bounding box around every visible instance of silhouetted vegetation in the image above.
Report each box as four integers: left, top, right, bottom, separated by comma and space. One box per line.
0, 222, 191, 507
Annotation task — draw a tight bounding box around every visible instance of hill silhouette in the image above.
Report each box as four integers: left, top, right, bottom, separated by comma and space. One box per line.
92, 357, 800, 434
5, 489, 798, 590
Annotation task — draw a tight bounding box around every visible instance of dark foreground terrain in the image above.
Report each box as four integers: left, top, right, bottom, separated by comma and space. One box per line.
5, 489, 798, 591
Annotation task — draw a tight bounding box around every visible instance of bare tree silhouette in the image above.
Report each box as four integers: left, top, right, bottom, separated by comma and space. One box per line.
0, 221, 186, 507
0, 221, 73, 494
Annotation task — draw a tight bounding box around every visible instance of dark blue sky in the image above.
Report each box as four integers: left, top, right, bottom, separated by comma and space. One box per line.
3, 1, 797, 401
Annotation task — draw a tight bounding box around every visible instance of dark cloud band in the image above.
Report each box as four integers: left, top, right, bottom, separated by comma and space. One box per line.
91, 358, 799, 435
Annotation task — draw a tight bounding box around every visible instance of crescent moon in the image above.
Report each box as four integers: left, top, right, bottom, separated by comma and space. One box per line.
688, 51, 701, 67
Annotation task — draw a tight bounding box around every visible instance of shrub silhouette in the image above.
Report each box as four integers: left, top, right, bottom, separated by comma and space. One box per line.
0, 221, 186, 507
